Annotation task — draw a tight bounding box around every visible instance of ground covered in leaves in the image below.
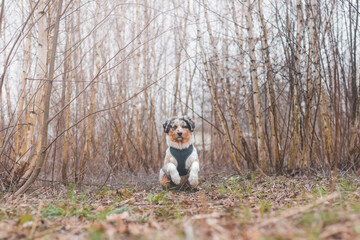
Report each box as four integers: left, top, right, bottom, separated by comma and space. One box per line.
2, 173, 360, 240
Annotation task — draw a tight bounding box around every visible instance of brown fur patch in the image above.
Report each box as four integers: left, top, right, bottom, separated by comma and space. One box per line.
168, 127, 191, 144
161, 175, 171, 188
181, 129, 191, 143
190, 180, 199, 188
166, 156, 171, 163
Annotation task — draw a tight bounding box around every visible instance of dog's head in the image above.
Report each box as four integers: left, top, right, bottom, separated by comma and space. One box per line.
163, 116, 195, 146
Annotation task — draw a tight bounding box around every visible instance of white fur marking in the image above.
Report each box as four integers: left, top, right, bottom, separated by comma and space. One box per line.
167, 162, 181, 185
188, 161, 199, 186
159, 169, 165, 182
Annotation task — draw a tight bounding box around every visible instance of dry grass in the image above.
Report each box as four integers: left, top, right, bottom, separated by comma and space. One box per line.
1, 173, 360, 239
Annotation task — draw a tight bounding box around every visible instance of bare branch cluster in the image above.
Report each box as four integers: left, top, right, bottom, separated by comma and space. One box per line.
0, 0, 359, 192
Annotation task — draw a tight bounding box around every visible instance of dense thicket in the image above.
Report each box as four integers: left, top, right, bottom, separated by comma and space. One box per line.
0, 0, 359, 192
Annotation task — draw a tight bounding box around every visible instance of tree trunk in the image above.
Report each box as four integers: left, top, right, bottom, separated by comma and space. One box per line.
258, 0, 281, 172
15, 0, 63, 195
290, 0, 305, 170
61, 16, 73, 182
309, 0, 333, 170
245, 0, 268, 172
10, 0, 49, 187
13, 1, 32, 163
79, 15, 100, 182
0, 0, 5, 34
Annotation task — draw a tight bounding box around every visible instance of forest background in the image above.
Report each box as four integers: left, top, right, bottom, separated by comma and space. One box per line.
1, 0, 360, 239
1, 0, 358, 192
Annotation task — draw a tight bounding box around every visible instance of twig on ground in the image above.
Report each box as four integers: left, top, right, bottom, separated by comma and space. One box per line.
256, 192, 340, 228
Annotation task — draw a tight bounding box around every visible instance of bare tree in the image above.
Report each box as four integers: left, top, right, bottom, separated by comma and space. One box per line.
245, 0, 268, 172
0, 0, 358, 192
257, 0, 281, 172
15, 0, 63, 195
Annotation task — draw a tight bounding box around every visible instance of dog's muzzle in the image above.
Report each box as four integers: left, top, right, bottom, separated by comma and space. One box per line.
177, 132, 183, 139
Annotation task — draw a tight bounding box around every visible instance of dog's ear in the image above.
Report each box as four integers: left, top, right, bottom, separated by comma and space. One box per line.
182, 116, 195, 132
163, 119, 173, 133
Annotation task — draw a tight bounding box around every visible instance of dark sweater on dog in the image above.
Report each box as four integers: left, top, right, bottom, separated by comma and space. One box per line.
170, 144, 194, 176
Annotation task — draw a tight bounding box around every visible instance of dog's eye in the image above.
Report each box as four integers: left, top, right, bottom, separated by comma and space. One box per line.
182, 125, 188, 129
173, 126, 177, 130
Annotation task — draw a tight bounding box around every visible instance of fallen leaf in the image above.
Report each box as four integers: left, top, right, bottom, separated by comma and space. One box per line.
18, 204, 29, 210
117, 217, 127, 233
95, 206, 106, 212
147, 219, 161, 230
243, 230, 261, 240
106, 211, 129, 222
128, 223, 141, 235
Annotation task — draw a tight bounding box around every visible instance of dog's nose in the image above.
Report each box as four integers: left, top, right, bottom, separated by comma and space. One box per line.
177, 132, 183, 136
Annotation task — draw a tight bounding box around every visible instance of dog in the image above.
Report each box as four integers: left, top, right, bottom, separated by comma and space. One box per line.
159, 116, 199, 189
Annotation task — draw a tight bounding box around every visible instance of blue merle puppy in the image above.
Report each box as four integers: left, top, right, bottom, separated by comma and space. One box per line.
159, 116, 199, 188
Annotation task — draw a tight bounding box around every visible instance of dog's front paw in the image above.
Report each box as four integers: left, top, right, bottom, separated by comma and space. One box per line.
188, 174, 199, 187
160, 175, 171, 189
171, 175, 181, 185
